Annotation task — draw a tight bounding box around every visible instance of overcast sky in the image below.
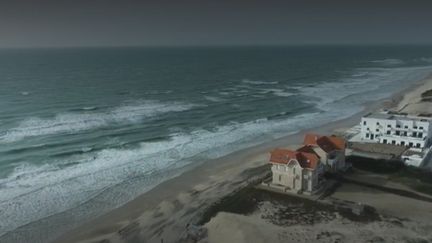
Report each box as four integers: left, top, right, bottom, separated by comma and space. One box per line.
1, 0, 432, 48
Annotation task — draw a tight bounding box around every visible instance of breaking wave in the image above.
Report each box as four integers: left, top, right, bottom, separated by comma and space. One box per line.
241, 79, 279, 85
0, 100, 197, 143
370, 58, 405, 65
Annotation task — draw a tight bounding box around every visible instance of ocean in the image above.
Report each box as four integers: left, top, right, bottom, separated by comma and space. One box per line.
1, 45, 432, 242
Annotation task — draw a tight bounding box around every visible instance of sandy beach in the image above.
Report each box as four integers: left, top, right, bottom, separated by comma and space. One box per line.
51, 75, 432, 243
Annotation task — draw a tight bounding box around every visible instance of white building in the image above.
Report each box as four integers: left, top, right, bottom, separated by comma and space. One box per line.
360, 112, 432, 149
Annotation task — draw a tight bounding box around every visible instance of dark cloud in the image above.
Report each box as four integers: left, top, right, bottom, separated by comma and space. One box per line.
0, 0, 431, 47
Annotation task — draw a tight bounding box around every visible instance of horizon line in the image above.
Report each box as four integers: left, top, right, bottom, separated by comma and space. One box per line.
1, 42, 432, 50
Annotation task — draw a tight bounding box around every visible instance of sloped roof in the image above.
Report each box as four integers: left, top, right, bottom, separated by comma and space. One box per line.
303, 133, 346, 153
296, 145, 321, 158
269, 148, 319, 169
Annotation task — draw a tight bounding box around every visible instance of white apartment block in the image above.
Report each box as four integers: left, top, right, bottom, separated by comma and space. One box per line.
360, 112, 432, 149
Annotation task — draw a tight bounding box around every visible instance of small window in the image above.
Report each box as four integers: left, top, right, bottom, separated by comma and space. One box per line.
366, 133, 370, 138
404, 125, 408, 129
416, 143, 421, 148
392, 140, 396, 145
383, 139, 387, 144
414, 126, 418, 129
376, 122, 380, 125
395, 131, 400, 135
387, 124, 391, 128
403, 131, 407, 136
376, 129, 379, 132
409, 142, 414, 147
363, 121, 366, 125
396, 125, 401, 128
386, 131, 391, 135
279, 175, 282, 182
420, 126, 424, 130
413, 132, 417, 137
419, 132, 423, 138
401, 141, 405, 146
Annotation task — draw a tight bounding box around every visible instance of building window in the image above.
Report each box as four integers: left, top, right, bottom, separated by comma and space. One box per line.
376, 122, 380, 125
396, 125, 401, 128
387, 124, 391, 128
401, 141, 405, 146
404, 125, 408, 129
409, 142, 414, 147
383, 139, 387, 144
392, 140, 396, 145
419, 132, 423, 138
366, 133, 370, 138
279, 175, 282, 182
414, 126, 418, 129
363, 121, 366, 125
376, 129, 379, 132
420, 126, 424, 130
413, 132, 417, 137
395, 131, 400, 135
416, 143, 421, 148
386, 131, 391, 135
403, 131, 407, 136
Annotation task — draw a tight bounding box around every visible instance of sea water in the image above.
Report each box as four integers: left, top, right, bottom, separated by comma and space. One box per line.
1, 45, 432, 242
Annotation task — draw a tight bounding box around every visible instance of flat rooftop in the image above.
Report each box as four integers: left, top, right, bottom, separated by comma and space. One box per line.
364, 113, 393, 119
364, 112, 432, 122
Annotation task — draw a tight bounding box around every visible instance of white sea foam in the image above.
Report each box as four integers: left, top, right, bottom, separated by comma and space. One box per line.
241, 79, 279, 85
418, 57, 432, 63
370, 58, 405, 65
300, 65, 432, 111
203, 95, 226, 102
0, 100, 197, 143
82, 106, 97, 111
258, 88, 294, 97
0, 109, 338, 236
3, 64, 432, 240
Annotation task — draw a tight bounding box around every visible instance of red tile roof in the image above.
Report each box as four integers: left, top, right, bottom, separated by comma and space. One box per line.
303, 133, 346, 153
296, 145, 321, 158
269, 148, 319, 169
304, 133, 321, 146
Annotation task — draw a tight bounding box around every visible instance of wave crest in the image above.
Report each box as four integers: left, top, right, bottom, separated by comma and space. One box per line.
0, 100, 197, 143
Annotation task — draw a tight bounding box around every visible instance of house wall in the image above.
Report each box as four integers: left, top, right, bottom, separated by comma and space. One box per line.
313, 147, 345, 172
327, 150, 345, 171
271, 161, 320, 193
271, 162, 303, 192
361, 116, 432, 149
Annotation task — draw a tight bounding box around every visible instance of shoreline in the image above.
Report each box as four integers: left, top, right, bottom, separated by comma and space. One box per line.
55, 75, 431, 243
8, 74, 431, 243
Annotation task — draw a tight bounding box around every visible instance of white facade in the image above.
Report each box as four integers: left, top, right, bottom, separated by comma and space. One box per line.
360, 112, 432, 149
270, 161, 324, 194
